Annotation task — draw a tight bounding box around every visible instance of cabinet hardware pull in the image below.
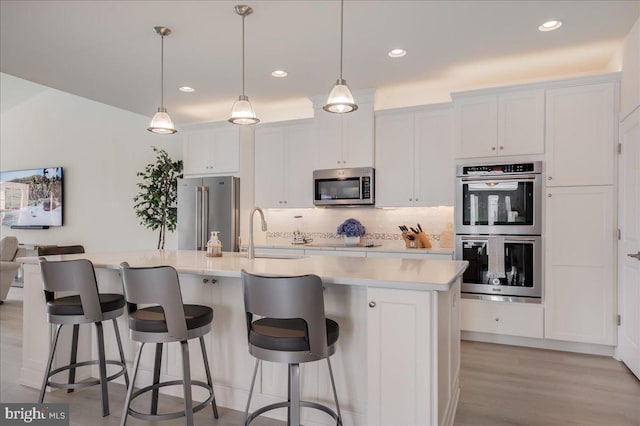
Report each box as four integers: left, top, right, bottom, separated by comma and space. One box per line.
202, 278, 216, 284
499, 146, 504, 150
548, 194, 552, 198
628, 252, 640, 261
495, 317, 500, 322
491, 147, 496, 151
548, 176, 552, 180
369, 301, 376, 308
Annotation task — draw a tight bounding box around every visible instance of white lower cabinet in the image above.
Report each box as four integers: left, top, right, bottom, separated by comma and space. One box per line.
304, 248, 366, 257
460, 298, 543, 338
544, 185, 616, 345
367, 281, 460, 426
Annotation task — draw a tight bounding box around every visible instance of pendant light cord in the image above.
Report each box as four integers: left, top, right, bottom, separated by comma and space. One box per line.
242, 14, 246, 96
339, 0, 344, 80
160, 33, 165, 109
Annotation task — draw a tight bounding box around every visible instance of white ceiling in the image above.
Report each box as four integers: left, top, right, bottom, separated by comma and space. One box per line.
1, 1, 638, 125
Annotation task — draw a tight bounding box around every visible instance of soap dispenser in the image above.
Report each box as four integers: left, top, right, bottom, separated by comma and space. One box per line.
206, 231, 223, 257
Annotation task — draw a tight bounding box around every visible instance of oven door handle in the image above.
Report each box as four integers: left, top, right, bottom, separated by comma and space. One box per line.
459, 236, 539, 242
460, 174, 538, 183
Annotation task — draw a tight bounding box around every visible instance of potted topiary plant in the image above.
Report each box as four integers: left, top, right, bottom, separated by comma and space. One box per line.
133, 147, 183, 249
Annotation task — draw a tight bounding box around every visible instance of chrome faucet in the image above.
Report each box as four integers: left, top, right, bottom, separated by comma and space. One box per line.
248, 207, 267, 259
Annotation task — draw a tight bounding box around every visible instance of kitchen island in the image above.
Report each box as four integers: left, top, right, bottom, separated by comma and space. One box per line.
19, 250, 467, 426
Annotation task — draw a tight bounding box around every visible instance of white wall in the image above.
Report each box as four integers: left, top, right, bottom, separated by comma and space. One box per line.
0, 73, 182, 252
621, 16, 640, 118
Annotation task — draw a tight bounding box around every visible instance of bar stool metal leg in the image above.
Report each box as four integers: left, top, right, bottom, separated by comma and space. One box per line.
180, 341, 194, 426
67, 324, 80, 393
244, 359, 260, 426
327, 358, 343, 426
198, 336, 219, 419
288, 364, 301, 426
95, 321, 110, 417
112, 318, 130, 389
39, 324, 63, 403
150, 343, 163, 415
121, 342, 144, 426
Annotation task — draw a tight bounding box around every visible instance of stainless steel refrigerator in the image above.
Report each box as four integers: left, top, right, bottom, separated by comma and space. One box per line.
177, 176, 240, 252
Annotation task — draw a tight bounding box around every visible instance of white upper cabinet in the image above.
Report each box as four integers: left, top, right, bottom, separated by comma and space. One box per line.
310, 89, 375, 169
453, 89, 545, 158
545, 82, 617, 186
375, 105, 454, 207
254, 120, 313, 208
182, 124, 240, 176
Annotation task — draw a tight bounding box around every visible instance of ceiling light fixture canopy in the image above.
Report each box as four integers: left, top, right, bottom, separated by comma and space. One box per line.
148, 26, 177, 134
229, 5, 259, 125
538, 20, 563, 32
323, 0, 357, 114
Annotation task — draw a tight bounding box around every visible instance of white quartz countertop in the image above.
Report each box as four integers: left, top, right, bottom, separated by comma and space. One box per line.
256, 243, 454, 255
20, 250, 468, 292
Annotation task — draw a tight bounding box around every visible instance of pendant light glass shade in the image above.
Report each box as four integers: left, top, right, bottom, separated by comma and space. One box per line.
324, 0, 357, 114
323, 78, 357, 113
148, 107, 177, 134
148, 26, 177, 134
229, 95, 259, 125
229, 5, 259, 125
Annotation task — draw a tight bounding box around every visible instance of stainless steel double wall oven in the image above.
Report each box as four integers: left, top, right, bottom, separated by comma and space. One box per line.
455, 162, 543, 302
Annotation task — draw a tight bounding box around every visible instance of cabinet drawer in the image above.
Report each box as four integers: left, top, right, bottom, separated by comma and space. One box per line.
461, 298, 543, 338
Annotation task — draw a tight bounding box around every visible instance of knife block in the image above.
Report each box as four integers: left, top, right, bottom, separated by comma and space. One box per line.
401, 232, 432, 249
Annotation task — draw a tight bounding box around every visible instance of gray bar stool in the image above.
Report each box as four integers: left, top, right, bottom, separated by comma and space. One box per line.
119, 263, 218, 426
241, 269, 342, 426
38, 258, 129, 417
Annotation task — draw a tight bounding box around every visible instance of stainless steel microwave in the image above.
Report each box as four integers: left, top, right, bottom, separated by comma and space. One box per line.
313, 167, 375, 206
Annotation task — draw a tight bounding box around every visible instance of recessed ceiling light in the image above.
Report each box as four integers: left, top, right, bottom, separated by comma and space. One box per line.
538, 20, 563, 32
271, 70, 288, 78
179, 86, 195, 92
388, 48, 407, 58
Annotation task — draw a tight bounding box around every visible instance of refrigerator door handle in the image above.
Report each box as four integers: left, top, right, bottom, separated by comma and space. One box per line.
202, 186, 209, 249
195, 186, 202, 250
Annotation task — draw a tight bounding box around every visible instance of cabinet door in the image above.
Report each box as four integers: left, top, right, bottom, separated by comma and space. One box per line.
183, 126, 240, 175
343, 103, 375, 167
454, 95, 498, 158
254, 127, 285, 208
367, 288, 433, 425
209, 126, 240, 174
414, 108, 455, 206
546, 83, 616, 186
498, 89, 545, 156
313, 112, 343, 169
544, 186, 616, 345
283, 123, 313, 208
375, 112, 415, 207
183, 128, 214, 175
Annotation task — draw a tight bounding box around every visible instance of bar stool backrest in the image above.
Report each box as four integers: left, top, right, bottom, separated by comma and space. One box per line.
39, 258, 103, 323
119, 263, 189, 341
37, 245, 85, 256
241, 269, 329, 359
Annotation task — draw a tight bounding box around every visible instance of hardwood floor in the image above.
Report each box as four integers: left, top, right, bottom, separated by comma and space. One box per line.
2, 287, 639, 425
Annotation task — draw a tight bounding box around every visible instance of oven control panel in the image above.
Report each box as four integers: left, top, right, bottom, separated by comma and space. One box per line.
458, 162, 541, 176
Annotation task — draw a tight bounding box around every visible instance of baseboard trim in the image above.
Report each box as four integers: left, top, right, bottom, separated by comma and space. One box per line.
462, 331, 615, 356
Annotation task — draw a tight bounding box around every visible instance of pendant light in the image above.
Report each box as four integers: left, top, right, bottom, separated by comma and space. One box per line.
229, 5, 259, 125
148, 26, 177, 134
323, 0, 357, 114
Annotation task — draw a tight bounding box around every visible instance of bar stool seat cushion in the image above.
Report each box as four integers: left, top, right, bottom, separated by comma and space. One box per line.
128, 304, 213, 333
249, 318, 339, 352
46, 293, 125, 316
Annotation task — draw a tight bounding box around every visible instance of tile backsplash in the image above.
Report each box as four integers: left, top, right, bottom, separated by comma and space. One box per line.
262, 206, 454, 249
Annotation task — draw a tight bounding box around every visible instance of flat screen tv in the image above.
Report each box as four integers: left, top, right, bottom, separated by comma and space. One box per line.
0, 167, 63, 228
